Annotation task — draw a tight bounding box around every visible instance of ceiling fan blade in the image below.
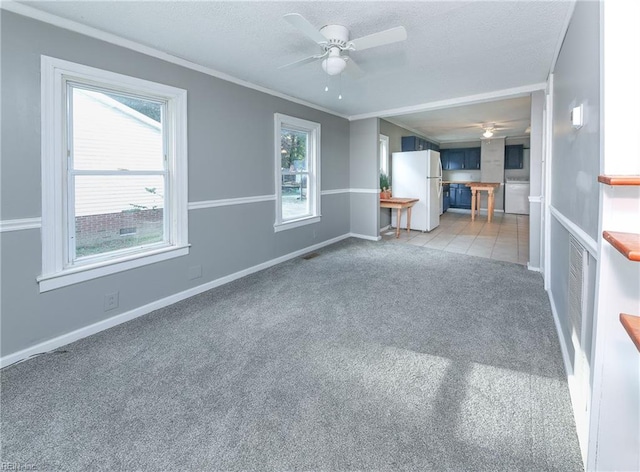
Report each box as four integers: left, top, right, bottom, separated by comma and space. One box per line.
284, 13, 327, 44
349, 26, 407, 51
278, 55, 322, 70
278, 51, 328, 70
344, 57, 364, 79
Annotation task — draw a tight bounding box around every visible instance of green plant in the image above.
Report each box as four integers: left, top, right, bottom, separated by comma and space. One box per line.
379, 173, 390, 190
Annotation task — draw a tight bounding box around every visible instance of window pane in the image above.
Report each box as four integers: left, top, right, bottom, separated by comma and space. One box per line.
281, 128, 308, 171
74, 175, 166, 259
281, 173, 310, 221
380, 138, 389, 174
71, 86, 164, 171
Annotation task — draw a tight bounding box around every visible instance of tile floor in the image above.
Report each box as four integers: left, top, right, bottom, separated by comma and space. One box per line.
381, 210, 530, 265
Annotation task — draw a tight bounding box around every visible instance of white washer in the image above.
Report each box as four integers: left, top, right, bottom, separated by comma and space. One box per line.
505, 179, 530, 214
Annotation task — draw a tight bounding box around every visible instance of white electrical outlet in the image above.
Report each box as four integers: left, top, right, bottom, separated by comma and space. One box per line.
104, 292, 119, 311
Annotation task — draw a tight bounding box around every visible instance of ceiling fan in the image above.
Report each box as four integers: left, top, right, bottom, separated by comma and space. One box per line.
279, 13, 407, 78
482, 123, 497, 138
456, 120, 526, 138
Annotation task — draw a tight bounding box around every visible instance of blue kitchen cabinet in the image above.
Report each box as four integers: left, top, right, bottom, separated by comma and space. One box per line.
458, 186, 472, 208
505, 145, 524, 169
448, 183, 458, 207
441, 147, 480, 170
448, 183, 472, 209
401, 136, 419, 151
440, 150, 449, 169
442, 184, 450, 212
446, 149, 466, 170
465, 147, 481, 169
401, 136, 440, 152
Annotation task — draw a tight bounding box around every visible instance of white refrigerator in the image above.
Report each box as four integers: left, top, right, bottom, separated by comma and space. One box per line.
391, 150, 442, 232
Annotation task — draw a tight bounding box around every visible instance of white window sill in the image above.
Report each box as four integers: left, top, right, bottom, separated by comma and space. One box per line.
274, 216, 321, 233
37, 244, 190, 292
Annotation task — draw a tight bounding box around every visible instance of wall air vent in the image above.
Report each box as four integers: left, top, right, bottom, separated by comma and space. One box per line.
568, 235, 588, 351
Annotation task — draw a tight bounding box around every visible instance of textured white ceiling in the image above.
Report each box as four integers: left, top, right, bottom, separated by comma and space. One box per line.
18, 0, 571, 139
389, 96, 533, 143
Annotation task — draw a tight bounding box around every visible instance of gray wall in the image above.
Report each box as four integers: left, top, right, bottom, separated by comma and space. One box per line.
480, 138, 506, 211
349, 118, 379, 237
548, 0, 601, 460
550, 2, 601, 241
0, 11, 351, 357
548, 0, 600, 358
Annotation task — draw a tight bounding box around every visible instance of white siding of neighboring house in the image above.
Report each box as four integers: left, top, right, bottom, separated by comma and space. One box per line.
72, 89, 164, 216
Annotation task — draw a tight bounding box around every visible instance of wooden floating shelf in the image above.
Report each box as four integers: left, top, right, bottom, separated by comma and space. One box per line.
603, 231, 640, 262
598, 175, 640, 186
620, 314, 640, 352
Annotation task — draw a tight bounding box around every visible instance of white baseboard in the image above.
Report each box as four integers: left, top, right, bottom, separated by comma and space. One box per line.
0, 233, 352, 368
349, 232, 382, 241
547, 289, 590, 465
445, 208, 469, 214
527, 263, 541, 272
547, 290, 573, 379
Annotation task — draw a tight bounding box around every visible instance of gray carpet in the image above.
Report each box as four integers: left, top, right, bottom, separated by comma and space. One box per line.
1, 238, 583, 471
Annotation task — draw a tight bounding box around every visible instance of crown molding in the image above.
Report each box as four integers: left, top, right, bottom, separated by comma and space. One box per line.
379, 117, 441, 145
0, 1, 349, 120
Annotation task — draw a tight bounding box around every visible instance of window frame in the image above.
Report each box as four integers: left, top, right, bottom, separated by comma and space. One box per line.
39, 56, 189, 292
380, 134, 390, 176
273, 113, 321, 232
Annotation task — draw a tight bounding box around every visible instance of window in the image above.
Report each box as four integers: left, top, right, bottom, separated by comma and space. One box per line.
39, 56, 188, 292
274, 113, 321, 231
380, 134, 390, 176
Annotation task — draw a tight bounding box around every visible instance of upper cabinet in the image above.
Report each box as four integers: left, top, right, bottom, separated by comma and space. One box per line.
441, 147, 481, 170
505, 145, 524, 169
442, 149, 465, 169
465, 147, 481, 169
401, 136, 440, 152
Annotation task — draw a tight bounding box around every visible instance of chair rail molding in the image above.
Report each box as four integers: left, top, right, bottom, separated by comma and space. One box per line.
350, 188, 380, 194
0, 217, 42, 232
188, 195, 275, 210
549, 205, 598, 258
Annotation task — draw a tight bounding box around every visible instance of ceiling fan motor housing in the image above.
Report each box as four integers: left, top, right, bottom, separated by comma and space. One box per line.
319, 25, 350, 75
319, 24, 350, 49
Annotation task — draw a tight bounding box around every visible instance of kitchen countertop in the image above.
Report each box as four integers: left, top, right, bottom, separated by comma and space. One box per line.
443, 181, 504, 185
466, 182, 501, 188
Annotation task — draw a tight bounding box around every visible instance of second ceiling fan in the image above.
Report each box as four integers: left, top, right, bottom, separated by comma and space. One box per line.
279, 13, 407, 78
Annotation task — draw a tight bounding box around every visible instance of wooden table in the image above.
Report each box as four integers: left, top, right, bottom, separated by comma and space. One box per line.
466, 182, 501, 222
380, 197, 419, 238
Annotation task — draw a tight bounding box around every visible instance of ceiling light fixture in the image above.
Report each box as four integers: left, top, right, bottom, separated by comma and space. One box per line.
321, 54, 347, 76
482, 123, 495, 139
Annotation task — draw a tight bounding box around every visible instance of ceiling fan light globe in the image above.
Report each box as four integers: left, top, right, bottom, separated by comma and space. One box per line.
322, 56, 346, 76
483, 130, 494, 138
